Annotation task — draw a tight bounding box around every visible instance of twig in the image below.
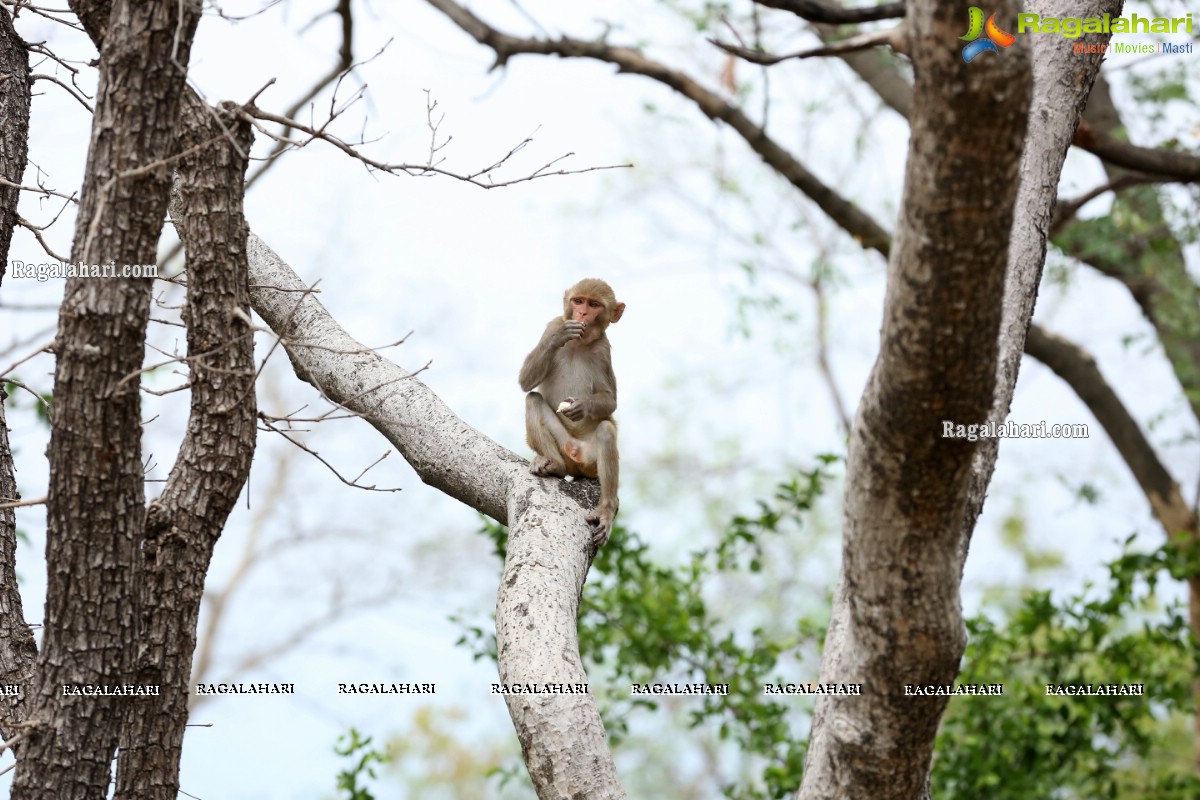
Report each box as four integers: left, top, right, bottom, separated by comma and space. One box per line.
0, 496, 46, 510
0, 340, 54, 380
238, 103, 631, 189
258, 415, 403, 492
709, 25, 908, 64
31, 72, 93, 112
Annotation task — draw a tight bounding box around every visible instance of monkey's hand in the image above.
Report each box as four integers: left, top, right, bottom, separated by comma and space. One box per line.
550, 320, 586, 348
558, 397, 587, 422
587, 505, 615, 547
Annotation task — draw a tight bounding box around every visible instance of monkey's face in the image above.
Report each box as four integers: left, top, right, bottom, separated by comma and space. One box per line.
568, 294, 608, 328
561, 279, 624, 337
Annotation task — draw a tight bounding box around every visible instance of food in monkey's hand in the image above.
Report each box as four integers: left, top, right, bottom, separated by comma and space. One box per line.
556, 401, 572, 413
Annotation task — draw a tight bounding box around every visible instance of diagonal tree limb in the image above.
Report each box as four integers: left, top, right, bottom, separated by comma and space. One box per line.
1073, 118, 1200, 182
752, 0, 906, 24
245, 232, 628, 799
1024, 325, 1197, 539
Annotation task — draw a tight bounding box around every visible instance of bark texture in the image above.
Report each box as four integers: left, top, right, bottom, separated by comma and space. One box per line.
246, 234, 627, 799
798, 1, 1031, 796
0, 5, 29, 281
957, 0, 1122, 568
0, 6, 37, 739
111, 96, 258, 800
498, 486, 626, 799
13, 2, 202, 798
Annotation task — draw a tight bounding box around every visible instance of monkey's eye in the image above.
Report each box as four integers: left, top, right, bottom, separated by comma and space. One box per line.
588, 300, 601, 308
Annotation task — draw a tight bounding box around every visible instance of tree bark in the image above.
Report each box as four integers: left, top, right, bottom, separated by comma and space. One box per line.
956, 0, 1121, 568
797, 0, 1031, 796
0, 6, 37, 741
0, 4, 29, 281
12, 2, 202, 798
111, 95, 258, 800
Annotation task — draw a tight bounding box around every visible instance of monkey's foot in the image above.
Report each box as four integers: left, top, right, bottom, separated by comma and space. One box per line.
586, 506, 616, 547
530, 455, 567, 478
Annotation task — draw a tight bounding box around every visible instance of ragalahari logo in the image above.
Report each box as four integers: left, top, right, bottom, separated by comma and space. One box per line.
961, 7, 1016, 62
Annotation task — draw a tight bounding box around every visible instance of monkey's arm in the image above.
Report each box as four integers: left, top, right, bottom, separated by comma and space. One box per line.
576, 389, 616, 420
519, 318, 581, 391
560, 359, 617, 422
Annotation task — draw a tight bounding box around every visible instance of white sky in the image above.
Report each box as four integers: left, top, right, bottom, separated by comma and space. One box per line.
2, 0, 1198, 797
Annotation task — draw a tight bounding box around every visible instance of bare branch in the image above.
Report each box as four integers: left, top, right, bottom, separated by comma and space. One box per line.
752, 0, 905, 24
258, 414, 403, 493
1024, 324, 1197, 537
709, 25, 908, 64
237, 101, 632, 188
1074, 119, 1200, 182
0, 0, 84, 31
0, 176, 78, 204
423, 0, 891, 252
31, 72, 92, 111
1051, 173, 1171, 234
0, 496, 46, 510
0, 377, 51, 419
0, 339, 54, 379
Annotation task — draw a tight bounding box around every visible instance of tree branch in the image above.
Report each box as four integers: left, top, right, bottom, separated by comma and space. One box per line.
245, 233, 514, 522
751, 0, 906, 24
423, 0, 892, 256
245, 231, 628, 799
1074, 119, 1200, 182
1024, 324, 1197, 537
709, 24, 908, 64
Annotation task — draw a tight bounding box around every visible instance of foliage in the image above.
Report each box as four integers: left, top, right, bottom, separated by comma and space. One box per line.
932, 537, 1200, 799
467, 457, 838, 798
333, 728, 388, 800
465, 492, 1200, 799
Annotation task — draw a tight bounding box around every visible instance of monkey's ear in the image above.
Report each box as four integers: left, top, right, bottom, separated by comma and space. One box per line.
610, 302, 626, 324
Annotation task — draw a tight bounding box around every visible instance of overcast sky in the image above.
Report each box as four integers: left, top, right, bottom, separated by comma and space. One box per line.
2, 1, 1197, 797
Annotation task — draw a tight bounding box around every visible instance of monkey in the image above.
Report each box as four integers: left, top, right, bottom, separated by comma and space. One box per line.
519, 278, 625, 546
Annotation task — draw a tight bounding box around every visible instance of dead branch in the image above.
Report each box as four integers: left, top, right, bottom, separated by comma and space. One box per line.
423, 0, 890, 252
710, 25, 908, 64
236, 100, 632, 188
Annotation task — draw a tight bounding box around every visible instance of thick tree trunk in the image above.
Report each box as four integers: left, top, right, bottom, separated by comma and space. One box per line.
0, 6, 37, 741
111, 96, 258, 800
12, 2, 202, 798
800, 1, 1121, 797
797, 1, 1031, 796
